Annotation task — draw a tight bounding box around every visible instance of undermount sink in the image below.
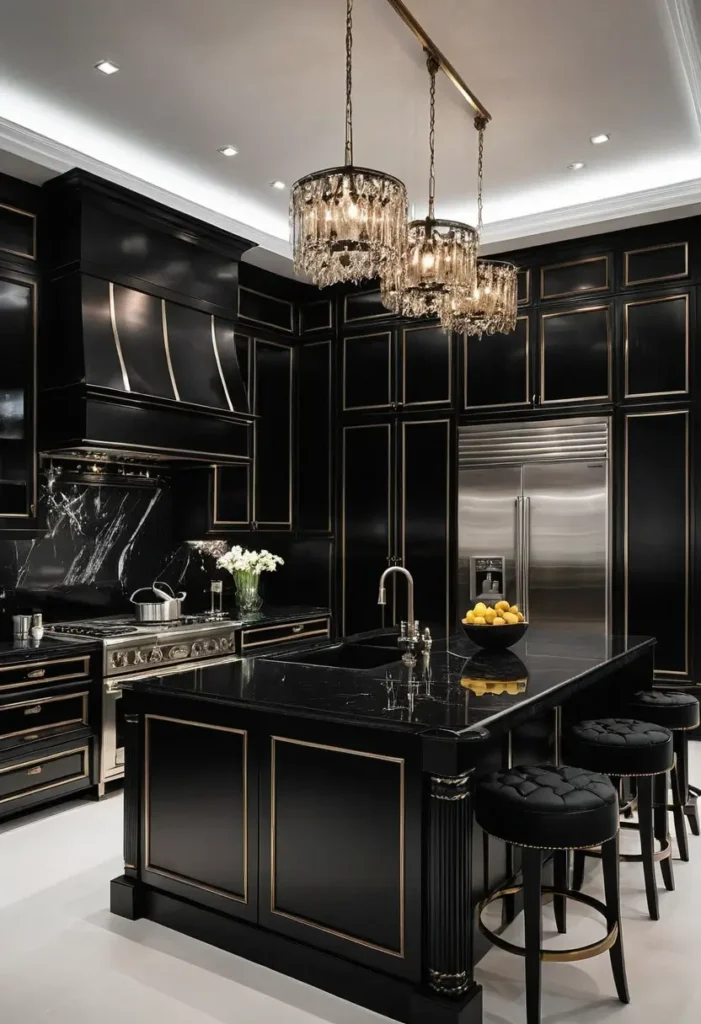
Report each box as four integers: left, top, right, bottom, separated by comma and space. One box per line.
349, 633, 402, 649
266, 642, 401, 671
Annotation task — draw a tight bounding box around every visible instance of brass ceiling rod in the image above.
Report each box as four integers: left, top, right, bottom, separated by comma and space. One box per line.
384, 0, 491, 122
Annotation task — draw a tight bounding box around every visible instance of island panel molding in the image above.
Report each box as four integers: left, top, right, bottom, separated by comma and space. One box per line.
270, 735, 406, 957
144, 714, 249, 904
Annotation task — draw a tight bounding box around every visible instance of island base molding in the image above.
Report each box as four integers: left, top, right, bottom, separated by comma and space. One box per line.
110, 875, 484, 1024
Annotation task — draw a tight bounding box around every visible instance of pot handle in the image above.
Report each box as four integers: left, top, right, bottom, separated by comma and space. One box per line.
152, 581, 175, 600
130, 587, 157, 604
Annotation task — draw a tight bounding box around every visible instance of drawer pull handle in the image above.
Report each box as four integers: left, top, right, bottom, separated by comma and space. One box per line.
24, 705, 43, 716
23, 734, 39, 742
27, 669, 46, 680
292, 625, 304, 634
26, 766, 42, 776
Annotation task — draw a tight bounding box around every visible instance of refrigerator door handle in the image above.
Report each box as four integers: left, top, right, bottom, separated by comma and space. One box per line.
523, 496, 531, 621
515, 496, 524, 611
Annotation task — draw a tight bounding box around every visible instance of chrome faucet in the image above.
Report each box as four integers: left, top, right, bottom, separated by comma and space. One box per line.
377, 566, 432, 665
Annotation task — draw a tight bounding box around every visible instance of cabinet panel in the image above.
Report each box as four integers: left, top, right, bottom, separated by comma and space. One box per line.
517, 269, 531, 306
341, 424, 392, 636
625, 295, 689, 398
144, 714, 252, 911
0, 202, 36, 260
343, 332, 392, 412
254, 340, 293, 527
625, 411, 689, 677
540, 256, 609, 300
401, 325, 452, 408
213, 464, 251, 526
540, 305, 611, 404
239, 286, 294, 333
625, 243, 688, 287
343, 289, 389, 325
298, 341, 331, 531
0, 272, 36, 520
401, 420, 451, 636
464, 316, 530, 410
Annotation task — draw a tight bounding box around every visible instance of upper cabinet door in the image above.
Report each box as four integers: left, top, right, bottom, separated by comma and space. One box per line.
0, 271, 37, 525
539, 304, 612, 405
540, 256, 610, 301
464, 315, 531, 410
624, 293, 690, 399
401, 325, 453, 409
342, 331, 393, 412
254, 340, 293, 529
297, 341, 332, 532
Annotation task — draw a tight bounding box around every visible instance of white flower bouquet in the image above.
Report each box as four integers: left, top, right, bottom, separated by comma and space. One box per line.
216, 545, 284, 612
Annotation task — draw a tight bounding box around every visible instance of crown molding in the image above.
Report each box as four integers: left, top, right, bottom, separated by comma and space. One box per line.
656, 0, 701, 138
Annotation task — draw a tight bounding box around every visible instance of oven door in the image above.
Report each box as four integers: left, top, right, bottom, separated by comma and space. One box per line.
102, 680, 125, 783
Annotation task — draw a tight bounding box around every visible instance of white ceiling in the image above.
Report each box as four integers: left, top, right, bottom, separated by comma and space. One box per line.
2, 0, 701, 276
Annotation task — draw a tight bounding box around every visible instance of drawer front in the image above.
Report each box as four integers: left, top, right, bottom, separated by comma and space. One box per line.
0, 656, 91, 693
240, 618, 331, 652
0, 691, 89, 747
0, 746, 89, 805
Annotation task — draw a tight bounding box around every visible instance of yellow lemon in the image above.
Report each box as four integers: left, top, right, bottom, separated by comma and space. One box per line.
473, 616, 486, 625
495, 600, 510, 613
492, 616, 506, 625
484, 608, 497, 622
509, 605, 519, 615
517, 612, 525, 622
465, 610, 476, 623
473, 602, 488, 616
503, 612, 519, 625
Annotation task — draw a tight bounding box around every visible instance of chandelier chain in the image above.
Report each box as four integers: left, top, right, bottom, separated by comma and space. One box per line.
474, 115, 488, 236
345, 0, 354, 165
427, 54, 438, 219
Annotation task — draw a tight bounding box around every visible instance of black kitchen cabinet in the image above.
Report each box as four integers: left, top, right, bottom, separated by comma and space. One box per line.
463, 315, 531, 410
540, 304, 612, 405
623, 292, 690, 399
297, 339, 332, 532
340, 418, 451, 638
254, 339, 293, 528
342, 326, 454, 413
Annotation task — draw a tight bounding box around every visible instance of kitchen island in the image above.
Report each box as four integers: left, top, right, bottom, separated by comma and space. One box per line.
111, 629, 654, 1024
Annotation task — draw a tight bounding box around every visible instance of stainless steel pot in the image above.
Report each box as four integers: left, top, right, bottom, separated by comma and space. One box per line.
130, 581, 186, 622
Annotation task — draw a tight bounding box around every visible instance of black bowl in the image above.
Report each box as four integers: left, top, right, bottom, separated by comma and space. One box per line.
461, 621, 528, 650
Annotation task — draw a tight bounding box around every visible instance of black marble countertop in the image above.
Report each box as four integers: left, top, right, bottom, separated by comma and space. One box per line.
236, 606, 331, 627
132, 627, 655, 737
0, 635, 100, 665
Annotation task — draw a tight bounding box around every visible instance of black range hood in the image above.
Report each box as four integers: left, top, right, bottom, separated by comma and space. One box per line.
40, 169, 256, 465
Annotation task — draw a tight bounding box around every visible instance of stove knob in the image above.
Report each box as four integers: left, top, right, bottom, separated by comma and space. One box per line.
134, 649, 144, 665
148, 646, 163, 664
168, 645, 190, 660
191, 641, 203, 657
111, 651, 125, 669
204, 639, 219, 654
220, 637, 230, 651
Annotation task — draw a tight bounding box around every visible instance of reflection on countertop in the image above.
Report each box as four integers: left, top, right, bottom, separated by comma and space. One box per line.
0, 635, 99, 665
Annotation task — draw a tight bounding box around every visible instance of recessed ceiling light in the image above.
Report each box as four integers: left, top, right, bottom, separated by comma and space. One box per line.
590, 133, 610, 145
269, 180, 286, 190
568, 162, 585, 171
218, 145, 238, 157
94, 59, 120, 75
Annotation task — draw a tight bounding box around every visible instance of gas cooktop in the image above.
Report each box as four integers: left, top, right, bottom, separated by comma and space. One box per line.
48, 613, 237, 641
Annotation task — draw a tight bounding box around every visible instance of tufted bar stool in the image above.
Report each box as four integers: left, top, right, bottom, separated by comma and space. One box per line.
475, 764, 629, 1024
628, 690, 700, 861
564, 718, 674, 920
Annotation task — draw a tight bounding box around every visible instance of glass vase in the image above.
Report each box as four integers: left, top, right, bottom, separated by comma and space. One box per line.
232, 570, 263, 613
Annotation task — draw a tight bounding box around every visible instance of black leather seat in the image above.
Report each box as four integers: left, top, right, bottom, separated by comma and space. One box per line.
565, 718, 673, 777
564, 717, 675, 920
629, 690, 701, 861
475, 763, 628, 1024
476, 764, 618, 849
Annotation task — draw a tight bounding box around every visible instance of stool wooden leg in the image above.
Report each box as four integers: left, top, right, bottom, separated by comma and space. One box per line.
522, 847, 543, 1024
686, 784, 701, 837
601, 833, 630, 1004
638, 775, 660, 920
572, 850, 586, 892
670, 760, 690, 862
654, 772, 675, 890
553, 849, 568, 933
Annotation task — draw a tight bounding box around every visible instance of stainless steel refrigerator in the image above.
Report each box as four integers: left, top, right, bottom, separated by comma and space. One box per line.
458, 417, 610, 633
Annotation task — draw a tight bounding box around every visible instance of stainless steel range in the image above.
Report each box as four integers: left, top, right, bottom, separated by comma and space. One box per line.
48, 614, 243, 794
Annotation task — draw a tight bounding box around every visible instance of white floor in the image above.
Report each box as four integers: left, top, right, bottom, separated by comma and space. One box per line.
1, 751, 701, 1024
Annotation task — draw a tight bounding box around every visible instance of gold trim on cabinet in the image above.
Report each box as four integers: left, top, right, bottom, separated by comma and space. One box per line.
463, 315, 530, 410
302, 298, 333, 333
540, 255, 610, 301
624, 294, 689, 398
343, 332, 393, 411
343, 290, 390, 324
240, 618, 331, 651
0, 202, 37, 260
624, 410, 689, 677
270, 735, 405, 957
624, 242, 689, 287
108, 282, 131, 392
401, 326, 452, 407
0, 691, 89, 741
212, 463, 251, 525
0, 656, 91, 691
210, 316, 234, 412
160, 301, 180, 401
341, 423, 393, 637
144, 714, 249, 903
539, 304, 612, 405
301, 339, 333, 533
517, 269, 531, 306
252, 340, 293, 527
401, 419, 451, 638
238, 286, 294, 333
0, 745, 89, 806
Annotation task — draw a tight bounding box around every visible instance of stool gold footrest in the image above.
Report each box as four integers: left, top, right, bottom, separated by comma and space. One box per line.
478, 885, 618, 964
577, 821, 671, 864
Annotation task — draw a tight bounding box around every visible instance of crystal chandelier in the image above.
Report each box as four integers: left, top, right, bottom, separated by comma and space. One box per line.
381, 54, 478, 319
440, 119, 518, 336
290, 0, 408, 288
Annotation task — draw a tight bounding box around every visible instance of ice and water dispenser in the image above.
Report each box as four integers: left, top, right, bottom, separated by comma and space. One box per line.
469, 555, 506, 604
